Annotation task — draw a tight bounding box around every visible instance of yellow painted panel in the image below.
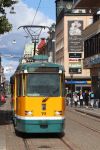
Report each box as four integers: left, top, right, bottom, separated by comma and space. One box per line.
16, 97, 65, 117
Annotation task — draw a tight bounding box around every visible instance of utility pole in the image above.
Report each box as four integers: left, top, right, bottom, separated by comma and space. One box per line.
70, 73, 73, 107
32, 38, 37, 56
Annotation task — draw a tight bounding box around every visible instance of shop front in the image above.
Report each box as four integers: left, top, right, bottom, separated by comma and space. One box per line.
84, 54, 100, 99
65, 79, 91, 94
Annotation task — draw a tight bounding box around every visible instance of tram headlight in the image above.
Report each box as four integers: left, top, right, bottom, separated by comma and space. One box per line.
25, 111, 33, 116
55, 111, 62, 116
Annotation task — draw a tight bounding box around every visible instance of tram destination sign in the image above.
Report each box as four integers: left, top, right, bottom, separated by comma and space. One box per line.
28, 67, 59, 73
68, 20, 83, 52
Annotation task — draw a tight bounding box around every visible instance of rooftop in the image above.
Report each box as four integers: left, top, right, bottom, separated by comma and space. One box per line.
73, 0, 100, 8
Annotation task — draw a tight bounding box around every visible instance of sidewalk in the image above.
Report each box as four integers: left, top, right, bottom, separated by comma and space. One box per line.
74, 107, 100, 119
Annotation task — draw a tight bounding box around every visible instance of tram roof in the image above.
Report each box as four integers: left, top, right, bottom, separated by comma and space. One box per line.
16, 62, 64, 73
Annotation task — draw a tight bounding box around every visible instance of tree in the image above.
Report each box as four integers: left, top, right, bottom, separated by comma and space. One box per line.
0, 0, 17, 34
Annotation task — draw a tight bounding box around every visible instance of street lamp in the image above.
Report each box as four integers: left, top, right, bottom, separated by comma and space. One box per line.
12, 40, 16, 44
70, 73, 73, 107
10, 6, 16, 14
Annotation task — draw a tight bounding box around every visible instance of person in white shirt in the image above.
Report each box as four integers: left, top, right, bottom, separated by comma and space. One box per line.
73, 93, 79, 107
79, 91, 84, 107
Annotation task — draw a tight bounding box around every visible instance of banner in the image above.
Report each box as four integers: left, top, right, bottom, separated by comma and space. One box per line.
68, 20, 83, 52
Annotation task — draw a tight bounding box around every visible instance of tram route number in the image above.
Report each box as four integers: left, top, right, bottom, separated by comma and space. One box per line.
41, 112, 46, 115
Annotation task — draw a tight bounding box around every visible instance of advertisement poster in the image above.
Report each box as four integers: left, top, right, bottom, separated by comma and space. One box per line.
68, 20, 83, 52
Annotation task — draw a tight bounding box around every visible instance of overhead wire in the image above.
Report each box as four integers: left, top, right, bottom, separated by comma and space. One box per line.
31, 0, 42, 25
30, 0, 44, 44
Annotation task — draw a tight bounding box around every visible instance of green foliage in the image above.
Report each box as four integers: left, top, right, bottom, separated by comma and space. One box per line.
0, 16, 12, 34
0, 0, 17, 34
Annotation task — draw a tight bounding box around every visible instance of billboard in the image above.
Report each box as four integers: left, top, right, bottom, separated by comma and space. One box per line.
68, 20, 83, 52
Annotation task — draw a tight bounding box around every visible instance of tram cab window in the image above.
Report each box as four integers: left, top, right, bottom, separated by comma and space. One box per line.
26, 74, 60, 97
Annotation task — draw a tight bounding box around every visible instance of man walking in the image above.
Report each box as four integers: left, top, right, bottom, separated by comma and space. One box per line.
84, 90, 89, 108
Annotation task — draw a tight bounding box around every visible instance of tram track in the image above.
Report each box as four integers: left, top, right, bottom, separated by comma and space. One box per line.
68, 108, 100, 123
59, 137, 80, 150
23, 138, 31, 150
70, 116, 100, 134
66, 112, 100, 135
21, 134, 80, 150
75, 109, 100, 121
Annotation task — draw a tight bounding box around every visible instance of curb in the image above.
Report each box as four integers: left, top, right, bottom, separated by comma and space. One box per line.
75, 109, 100, 119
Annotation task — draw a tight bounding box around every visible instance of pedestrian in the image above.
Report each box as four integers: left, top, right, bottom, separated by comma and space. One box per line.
89, 91, 94, 108
73, 92, 78, 107
79, 91, 84, 107
84, 90, 89, 108
98, 99, 100, 108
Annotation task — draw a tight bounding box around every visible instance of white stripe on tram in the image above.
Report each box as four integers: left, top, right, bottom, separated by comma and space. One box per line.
15, 115, 65, 120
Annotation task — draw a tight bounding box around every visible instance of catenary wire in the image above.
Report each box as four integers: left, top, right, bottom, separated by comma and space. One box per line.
31, 0, 42, 25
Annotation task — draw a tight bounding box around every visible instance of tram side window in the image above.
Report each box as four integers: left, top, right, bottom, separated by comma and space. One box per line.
17, 75, 22, 96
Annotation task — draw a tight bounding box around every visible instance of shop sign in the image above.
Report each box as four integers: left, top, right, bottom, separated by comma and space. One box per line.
69, 68, 82, 74
68, 20, 83, 52
65, 80, 91, 84
69, 53, 82, 58
69, 62, 82, 68
69, 58, 81, 62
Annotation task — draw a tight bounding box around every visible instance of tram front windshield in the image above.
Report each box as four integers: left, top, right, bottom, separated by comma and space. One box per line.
27, 74, 60, 97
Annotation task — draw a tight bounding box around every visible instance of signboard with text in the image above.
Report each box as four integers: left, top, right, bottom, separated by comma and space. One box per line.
68, 20, 83, 52
69, 62, 82, 68
69, 68, 82, 74
69, 53, 82, 58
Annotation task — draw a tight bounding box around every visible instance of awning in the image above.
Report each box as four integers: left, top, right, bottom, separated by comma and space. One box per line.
37, 38, 46, 50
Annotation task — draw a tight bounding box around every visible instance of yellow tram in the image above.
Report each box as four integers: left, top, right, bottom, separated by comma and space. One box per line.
10, 55, 65, 134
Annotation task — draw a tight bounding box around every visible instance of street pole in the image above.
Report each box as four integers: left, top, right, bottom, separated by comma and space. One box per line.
70, 73, 73, 107
34, 40, 36, 56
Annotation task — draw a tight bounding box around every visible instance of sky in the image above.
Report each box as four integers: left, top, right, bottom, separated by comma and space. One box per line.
0, 0, 56, 80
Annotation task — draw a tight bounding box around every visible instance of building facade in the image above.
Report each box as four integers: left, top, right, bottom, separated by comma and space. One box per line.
73, 0, 100, 98
55, 0, 92, 93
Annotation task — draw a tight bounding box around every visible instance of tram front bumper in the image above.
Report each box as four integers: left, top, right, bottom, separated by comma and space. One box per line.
15, 119, 65, 133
